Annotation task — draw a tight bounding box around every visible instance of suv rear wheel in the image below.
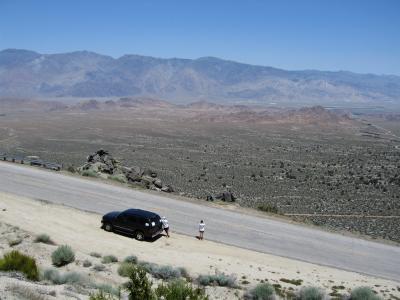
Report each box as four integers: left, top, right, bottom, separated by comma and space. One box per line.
134, 230, 145, 241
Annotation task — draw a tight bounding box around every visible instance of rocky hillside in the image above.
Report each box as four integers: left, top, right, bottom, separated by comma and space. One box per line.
1, 49, 400, 106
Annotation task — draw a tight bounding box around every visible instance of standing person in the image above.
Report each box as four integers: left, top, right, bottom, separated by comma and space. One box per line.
161, 216, 170, 237
198, 220, 205, 240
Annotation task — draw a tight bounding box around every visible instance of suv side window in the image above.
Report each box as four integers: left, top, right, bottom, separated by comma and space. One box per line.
117, 212, 128, 221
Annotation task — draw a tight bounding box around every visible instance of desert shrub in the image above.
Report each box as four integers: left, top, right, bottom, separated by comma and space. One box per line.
297, 286, 326, 300
123, 255, 138, 264
9, 284, 47, 300
109, 174, 128, 183
90, 252, 102, 258
67, 165, 76, 173
41, 268, 85, 285
8, 237, 23, 247
178, 267, 190, 279
124, 265, 155, 300
257, 204, 279, 214
197, 273, 236, 287
152, 265, 182, 280
82, 170, 98, 177
92, 283, 120, 296
118, 262, 136, 277
83, 259, 92, 267
246, 283, 276, 300
89, 290, 117, 300
102, 255, 118, 264
350, 286, 380, 300
34, 233, 55, 245
138, 261, 183, 280
51, 245, 75, 267
155, 279, 209, 300
0, 250, 39, 281
92, 264, 106, 272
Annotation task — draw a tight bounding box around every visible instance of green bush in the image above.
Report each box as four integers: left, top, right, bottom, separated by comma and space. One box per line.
155, 279, 209, 300
51, 245, 75, 267
350, 286, 381, 300
0, 250, 39, 281
247, 283, 276, 300
297, 286, 326, 300
123, 255, 138, 264
83, 259, 92, 267
197, 273, 236, 287
124, 265, 155, 300
90, 252, 102, 258
118, 262, 136, 277
102, 255, 118, 264
89, 290, 117, 300
41, 268, 85, 285
34, 234, 55, 245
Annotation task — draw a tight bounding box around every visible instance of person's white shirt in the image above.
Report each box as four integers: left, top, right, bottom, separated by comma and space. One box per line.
198, 222, 205, 232
161, 218, 169, 229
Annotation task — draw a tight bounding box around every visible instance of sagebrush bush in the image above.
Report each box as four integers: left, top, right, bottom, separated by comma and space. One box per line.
297, 286, 326, 300
83, 259, 92, 267
123, 255, 138, 264
90, 252, 102, 258
138, 261, 183, 280
102, 255, 118, 264
257, 204, 279, 214
118, 262, 135, 277
197, 273, 236, 287
34, 234, 55, 245
92, 283, 120, 296
51, 245, 75, 267
109, 174, 127, 183
350, 286, 381, 300
0, 250, 39, 281
89, 290, 116, 300
155, 279, 209, 300
42, 268, 85, 285
82, 170, 98, 177
92, 264, 106, 272
124, 265, 155, 300
8, 237, 23, 247
246, 283, 276, 300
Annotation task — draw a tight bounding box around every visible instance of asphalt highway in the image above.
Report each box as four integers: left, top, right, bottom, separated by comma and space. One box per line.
0, 162, 399, 281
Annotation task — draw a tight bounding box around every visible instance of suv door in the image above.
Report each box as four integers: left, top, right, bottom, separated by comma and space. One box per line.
113, 212, 132, 232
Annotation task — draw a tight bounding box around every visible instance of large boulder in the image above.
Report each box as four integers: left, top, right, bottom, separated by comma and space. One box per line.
154, 178, 163, 188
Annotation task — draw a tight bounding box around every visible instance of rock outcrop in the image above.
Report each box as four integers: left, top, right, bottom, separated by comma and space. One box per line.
78, 150, 174, 193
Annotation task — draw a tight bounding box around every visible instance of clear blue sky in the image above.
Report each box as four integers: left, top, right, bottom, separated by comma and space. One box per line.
1, 0, 399, 75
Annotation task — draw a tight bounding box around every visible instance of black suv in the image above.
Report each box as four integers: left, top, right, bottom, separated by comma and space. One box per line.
101, 209, 163, 240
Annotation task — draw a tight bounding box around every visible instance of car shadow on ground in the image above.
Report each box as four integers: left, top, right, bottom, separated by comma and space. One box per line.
100, 227, 163, 242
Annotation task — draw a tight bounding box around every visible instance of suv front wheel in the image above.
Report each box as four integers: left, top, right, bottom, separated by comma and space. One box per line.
104, 223, 113, 232
134, 230, 145, 241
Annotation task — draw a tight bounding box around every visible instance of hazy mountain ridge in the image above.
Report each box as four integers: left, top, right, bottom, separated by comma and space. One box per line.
1, 49, 400, 105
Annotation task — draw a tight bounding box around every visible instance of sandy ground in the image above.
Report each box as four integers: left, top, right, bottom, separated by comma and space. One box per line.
0, 192, 399, 299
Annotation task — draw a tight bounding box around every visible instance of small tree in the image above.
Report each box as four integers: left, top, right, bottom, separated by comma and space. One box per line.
124, 265, 155, 300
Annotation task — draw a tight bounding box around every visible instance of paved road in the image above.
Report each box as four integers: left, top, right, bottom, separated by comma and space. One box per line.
0, 162, 399, 281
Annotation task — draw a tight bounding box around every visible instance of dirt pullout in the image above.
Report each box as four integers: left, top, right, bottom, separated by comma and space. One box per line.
0, 192, 399, 299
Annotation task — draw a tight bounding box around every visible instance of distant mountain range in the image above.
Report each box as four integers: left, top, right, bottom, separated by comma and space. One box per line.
1, 49, 399, 106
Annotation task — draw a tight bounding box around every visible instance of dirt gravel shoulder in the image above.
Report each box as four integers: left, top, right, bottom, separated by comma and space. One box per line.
1, 192, 399, 299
